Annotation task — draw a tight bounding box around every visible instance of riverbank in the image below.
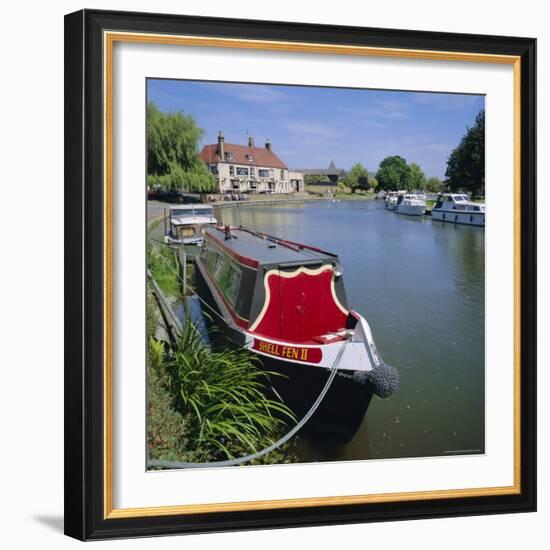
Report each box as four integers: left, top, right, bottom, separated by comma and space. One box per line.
146, 230, 299, 468
211, 191, 375, 208
210, 193, 322, 209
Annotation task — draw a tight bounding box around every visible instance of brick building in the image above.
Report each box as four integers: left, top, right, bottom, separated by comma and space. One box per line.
199, 132, 304, 194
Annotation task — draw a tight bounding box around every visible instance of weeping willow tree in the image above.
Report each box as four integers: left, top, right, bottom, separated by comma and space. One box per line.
147, 102, 215, 192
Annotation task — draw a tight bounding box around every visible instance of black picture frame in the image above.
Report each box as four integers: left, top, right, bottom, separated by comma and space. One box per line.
64, 9, 536, 541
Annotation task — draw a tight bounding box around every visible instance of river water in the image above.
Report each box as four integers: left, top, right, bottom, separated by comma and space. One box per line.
216, 199, 485, 462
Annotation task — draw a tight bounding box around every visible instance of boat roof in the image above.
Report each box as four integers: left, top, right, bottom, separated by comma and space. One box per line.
205, 226, 338, 267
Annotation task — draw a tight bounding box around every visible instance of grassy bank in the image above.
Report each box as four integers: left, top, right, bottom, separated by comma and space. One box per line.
305, 185, 374, 200
146, 239, 298, 466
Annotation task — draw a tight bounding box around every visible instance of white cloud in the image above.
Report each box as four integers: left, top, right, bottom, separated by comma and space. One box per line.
199, 82, 288, 103
337, 99, 409, 122
282, 121, 344, 141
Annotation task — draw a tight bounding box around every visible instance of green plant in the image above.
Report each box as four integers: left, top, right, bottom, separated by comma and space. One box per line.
147, 101, 215, 192
147, 243, 181, 298
445, 109, 485, 197
164, 322, 295, 463
346, 163, 370, 193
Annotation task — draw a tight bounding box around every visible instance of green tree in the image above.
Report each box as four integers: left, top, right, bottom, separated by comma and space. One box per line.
375, 155, 411, 191
445, 109, 485, 197
425, 177, 442, 193
304, 174, 331, 185
409, 163, 426, 191
346, 163, 370, 193
147, 102, 215, 192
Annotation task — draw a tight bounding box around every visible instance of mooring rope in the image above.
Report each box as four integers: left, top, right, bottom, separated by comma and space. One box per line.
148, 336, 350, 470
148, 242, 356, 468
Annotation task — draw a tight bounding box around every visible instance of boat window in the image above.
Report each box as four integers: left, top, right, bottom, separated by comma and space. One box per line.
193, 208, 213, 216
213, 254, 225, 280
224, 264, 242, 305
447, 196, 455, 202
171, 208, 194, 217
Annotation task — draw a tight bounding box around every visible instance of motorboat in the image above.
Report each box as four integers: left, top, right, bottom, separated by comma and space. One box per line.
394, 194, 426, 216
195, 226, 399, 435
384, 191, 400, 209
163, 205, 218, 246
431, 193, 485, 227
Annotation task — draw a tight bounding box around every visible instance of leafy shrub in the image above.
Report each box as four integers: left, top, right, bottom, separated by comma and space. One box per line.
164, 322, 295, 463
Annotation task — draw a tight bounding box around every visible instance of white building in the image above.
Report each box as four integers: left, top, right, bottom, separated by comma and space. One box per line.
200, 132, 304, 194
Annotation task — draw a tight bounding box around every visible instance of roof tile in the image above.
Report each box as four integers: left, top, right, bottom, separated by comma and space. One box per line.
199, 143, 287, 170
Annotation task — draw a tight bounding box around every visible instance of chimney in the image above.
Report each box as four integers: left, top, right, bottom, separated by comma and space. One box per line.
265, 139, 272, 152
248, 135, 255, 147
218, 130, 225, 159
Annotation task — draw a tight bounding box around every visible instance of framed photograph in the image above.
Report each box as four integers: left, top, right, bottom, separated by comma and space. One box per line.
64, 9, 536, 540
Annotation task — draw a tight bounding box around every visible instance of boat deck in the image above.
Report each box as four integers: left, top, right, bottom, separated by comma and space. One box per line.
205, 226, 337, 266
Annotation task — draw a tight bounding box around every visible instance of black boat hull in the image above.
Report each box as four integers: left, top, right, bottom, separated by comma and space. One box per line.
195, 259, 373, 440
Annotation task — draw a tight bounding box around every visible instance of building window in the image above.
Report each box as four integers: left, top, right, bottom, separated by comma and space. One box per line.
280, 170, 285, 179
246, 154, 254, 162
236, 167, 249, 176
229, 165, 235, 176
225, 152, 233, 161
259, 169, 269, 178
250, 167, 255, 178
210, 165, 218, 174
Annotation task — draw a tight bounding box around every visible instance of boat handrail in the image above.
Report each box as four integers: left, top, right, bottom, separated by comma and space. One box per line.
238, 226, 339, 258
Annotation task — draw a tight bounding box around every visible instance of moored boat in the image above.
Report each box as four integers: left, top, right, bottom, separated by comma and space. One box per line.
195, 225, 399, 436
394, 193, 426, 216
431, 193, 485, 226
163, 205, 218, 246
384, 191, 399, 209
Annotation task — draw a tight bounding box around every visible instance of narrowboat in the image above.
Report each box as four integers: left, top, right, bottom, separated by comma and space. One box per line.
195, 226, 399, 437
431, 193, 485, 226
163, 205, 218, 246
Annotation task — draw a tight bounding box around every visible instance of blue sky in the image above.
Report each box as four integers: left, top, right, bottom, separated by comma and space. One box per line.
148, 79, 484, 179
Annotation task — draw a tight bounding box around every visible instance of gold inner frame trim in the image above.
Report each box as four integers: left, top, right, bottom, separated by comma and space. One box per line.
103, 30, 522, 520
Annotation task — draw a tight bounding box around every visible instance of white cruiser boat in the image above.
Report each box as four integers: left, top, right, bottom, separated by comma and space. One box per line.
394, 194, 426, 216
384, 191, 400, 209
431, 194, 485, 227
164, 205, 217, 245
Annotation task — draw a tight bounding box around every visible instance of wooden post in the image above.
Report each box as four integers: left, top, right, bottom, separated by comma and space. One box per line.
178, 246, 187, 295
163, 208, 167, 237
177, 247, 190, 321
